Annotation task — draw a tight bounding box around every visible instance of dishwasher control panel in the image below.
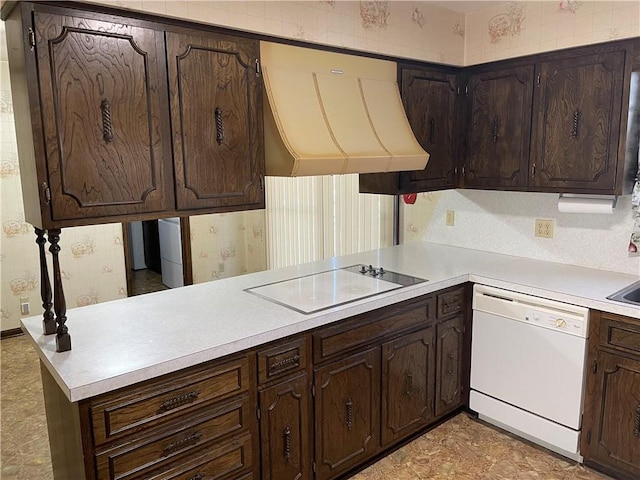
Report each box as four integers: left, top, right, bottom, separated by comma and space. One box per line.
473, 284, 589, 338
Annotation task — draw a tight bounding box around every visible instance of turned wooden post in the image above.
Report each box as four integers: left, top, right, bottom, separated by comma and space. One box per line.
35, 228, 56, 335
48, 229, 71, 352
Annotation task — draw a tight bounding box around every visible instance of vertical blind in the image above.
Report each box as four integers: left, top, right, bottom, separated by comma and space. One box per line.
265, 174, 394, 269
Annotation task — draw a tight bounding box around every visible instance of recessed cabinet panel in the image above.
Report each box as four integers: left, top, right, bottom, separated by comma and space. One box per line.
589, 351, 640, 478
314, 348, 380, 480
381, 328, 435, 446
435, 315, 464, 417
530, 52, 626, 192
400, 68, 459, 191
166, 30, 264, 211
465, 65, 534, 189
34, 11, 171, 221
259, 374, 311, 480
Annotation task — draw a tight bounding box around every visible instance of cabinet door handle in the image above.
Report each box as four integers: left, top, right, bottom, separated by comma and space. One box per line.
635, 404, 640, 437
162, 431, 202, 456
491, 117, 499, 143
346, 399, 354, 429
100, 99, 113, 143
159, 390, 200, 411
405, 372, 413, 397
283, 425, 292, 460
215, 107, 224, 145
429, 118, 435, 144
571, 109, 580, 138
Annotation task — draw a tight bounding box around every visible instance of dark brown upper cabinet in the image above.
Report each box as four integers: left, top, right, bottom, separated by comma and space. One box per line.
166, 29, 264, 212
359, 65, 461, 195
530, 51, 626, 193
5, 2, 264, 229
24, 8, 173, 227
464, 65, 534, 189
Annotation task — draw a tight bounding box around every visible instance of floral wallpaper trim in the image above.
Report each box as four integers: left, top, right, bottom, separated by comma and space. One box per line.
558, 1, 581, 14
453, 21, 465, 38
360, 1, 389, 30
412, 7, 425, 29
489, 2, 525, 44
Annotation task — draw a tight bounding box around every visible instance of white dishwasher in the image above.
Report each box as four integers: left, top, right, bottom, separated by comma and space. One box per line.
470, 284, 589, 462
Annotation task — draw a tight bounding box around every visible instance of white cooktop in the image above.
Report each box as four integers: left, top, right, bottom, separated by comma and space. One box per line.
246, 268, 404, 313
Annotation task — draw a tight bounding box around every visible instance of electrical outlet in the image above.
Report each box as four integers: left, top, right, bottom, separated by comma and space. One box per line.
535, 219, 554, 238
20, 297, 30, 316
446, 210, 455, 226
218, 262, 225, 273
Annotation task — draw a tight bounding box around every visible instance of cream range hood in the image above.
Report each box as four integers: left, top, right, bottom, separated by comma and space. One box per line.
261, 41, 429, 176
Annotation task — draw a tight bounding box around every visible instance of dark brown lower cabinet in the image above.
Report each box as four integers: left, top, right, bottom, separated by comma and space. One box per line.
314, 348, 381, 480
259, 373, 311, 480
381, 328, 435, 446
435, 315, 465, 417
582, 311, 640, 480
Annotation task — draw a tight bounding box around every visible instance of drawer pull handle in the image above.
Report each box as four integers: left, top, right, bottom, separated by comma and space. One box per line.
270, 354, 300, 372
159, 390, 200, 412
162, 431, 202, 457
346, 399, 354, 430
188, 475, 204, 480
100, 99, 113, 143
429, 118, 435, 144
283, 425, 292, 461
491, 117, 499, 143
405, 372, 413, 397
215, 107, 224, 145
635, 404, 640, 437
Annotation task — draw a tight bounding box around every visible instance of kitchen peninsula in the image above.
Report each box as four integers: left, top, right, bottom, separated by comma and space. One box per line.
21, 242, 640, 480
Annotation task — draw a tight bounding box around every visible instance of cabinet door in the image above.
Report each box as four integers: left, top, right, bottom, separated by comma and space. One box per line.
435, 315, 464, 417
465, 65, 534, 189
166, 30, 264, 211
314, 348, 380, 480
259, 374, 311, 480
381, 328, 435, 447
34, 11, 171, 223
400, 67, 459, 191
530, 51, 625, 192
585, 351, 640, 479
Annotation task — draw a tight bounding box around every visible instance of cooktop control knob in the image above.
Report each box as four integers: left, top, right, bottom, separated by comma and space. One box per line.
360, 265, 367, 274
555, 318, 567, 329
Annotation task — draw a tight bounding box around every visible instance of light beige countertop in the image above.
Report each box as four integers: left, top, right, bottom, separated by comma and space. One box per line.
21, 242, 640, 402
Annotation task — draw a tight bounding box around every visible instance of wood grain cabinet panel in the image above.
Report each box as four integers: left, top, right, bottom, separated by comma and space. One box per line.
89, 355, 250, 446
259, 373, 311, 480
465, 65, 535, 189
359, 65, 460, 194
435, 315, 464, 417
582, 311, 640, 480
381, 328, 435, 446
314, 348, 381, 480
166, 29, 264, 212
95, 395, 252, 479
530, 51, 626, 192
33, 10, 172, 223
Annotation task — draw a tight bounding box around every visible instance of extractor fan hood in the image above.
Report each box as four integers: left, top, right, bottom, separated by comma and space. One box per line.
260, 41, 429, 176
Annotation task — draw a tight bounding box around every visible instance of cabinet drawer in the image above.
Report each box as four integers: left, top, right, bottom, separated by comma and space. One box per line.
257, 335, 310, 385
437, 287, 464, 318
599, 314, 640, 355
313, 296, 434, 362
95, 395, 252, 479
90, 355, 251, 445
145, 432, 254, 480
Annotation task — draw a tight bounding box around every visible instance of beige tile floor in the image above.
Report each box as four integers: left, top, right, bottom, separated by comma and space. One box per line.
1, 335, 610, 480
